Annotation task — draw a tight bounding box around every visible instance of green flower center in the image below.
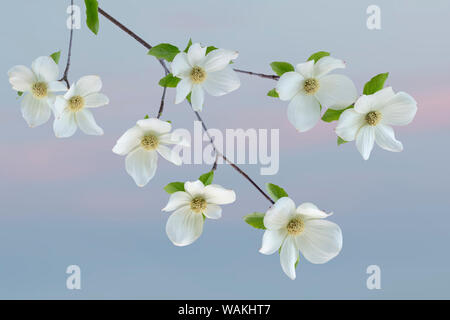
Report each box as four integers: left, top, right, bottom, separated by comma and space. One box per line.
190, 66, 207, 84
286, 217, 305, 235
190, 196, 207, 213
303, 78, 320, 95
68, 95, 85, 112
31, 82, 48, 98
140, 134, 159, 150
365, 111, 381, 126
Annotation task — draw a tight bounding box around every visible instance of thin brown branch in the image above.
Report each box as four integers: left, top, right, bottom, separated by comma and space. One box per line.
60, 0, 74, 88
233, 68, 279, 80
97, 6, 275, 205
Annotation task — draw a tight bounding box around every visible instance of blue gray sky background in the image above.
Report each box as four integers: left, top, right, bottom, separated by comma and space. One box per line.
0, 0, 449, 299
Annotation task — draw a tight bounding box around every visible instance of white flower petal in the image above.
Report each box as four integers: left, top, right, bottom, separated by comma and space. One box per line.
171, 52, 192, 77
20, 93, 51, 127
264, 197, 296, 230
280, 236, 299, 280
174, 78, 193, 104
259, 229, 287, 255
162, 191, 192, 212
203, 184, 236, 205
156, 144, 182, 166
47, 81, 67, 93
191, 84, 204, 111
287, 93, 321, 132
275, 71, 303, 101
187, 43, 207, 67
125, 148, 158, 187
203, 49, 238, 73
374, 124, 403, 152
53, 96, 68, 117
354, 87, 395, 114
8, 65, 35, 92
31, 56, 59, 82
75, 75, 102, 96
356, 125, 375, 160
204, 204, 222, 219
296, 202, 331, 220
296, 60, 315, 78
166, 206, 204, 247
335, 108, 365, 141
64, 83, 77, 99
296, 219, 342, 264
380, 92, 417, 126
184, 180, 205, 197
313, 56, 346, 78
83, 93, 109, 108
53, 110, 77, 138
112, 125, 144, 155
75, 109, 104, 136
159, 133, 190, 146
315, 74, 357, 110
202, 67, 240, 96
136, 118, 172, 135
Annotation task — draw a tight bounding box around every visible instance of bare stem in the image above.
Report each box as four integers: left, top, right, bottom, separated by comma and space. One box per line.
60, 0, 74, 88
233, 68, 279, 80
97, 6, 274, 205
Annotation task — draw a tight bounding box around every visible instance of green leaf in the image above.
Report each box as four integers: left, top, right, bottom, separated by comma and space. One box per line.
144, 114, 149, 119
50, 51, 61, 64
337, 137, 348, 145
243, 212, 266, 230
307, 51, 330, 63
84, 0, 99, 35
199, 171, 214, 186
321, 105, 353, 122
266, 183, 288, 202
186, 92, 192, 104
270, 62, 294, 76
158, 74, 181, 88
206, 46, 218, 55
363, 72, 389, 95
183, 38, 193, 53
164, 182, 185, 194
267, 88, 279, 98
17, 91, 23, 97
148, 43, 180, 62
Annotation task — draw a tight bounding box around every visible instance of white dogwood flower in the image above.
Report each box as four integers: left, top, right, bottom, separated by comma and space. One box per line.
260, 197, 342, 280
53, 75, 109, 138
112, 118, 188, 187
336, 87, 417, 160
7, 56, 67, 127
276, 56, 357, 132
171, 43, 240, 111
163, 180, 236, 246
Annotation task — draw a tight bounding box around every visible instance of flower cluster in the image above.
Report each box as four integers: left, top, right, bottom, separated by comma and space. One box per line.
7, 55, 109, 137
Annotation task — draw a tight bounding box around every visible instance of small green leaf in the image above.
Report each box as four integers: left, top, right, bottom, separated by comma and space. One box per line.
144, 114, 149, 119
84, 0, 99, 35
183, 38, 193, 53
164, 182, 185, 194
166, 120, 172, 124
270, 62, 294, 76
186, 92, 192, 104
17, 91, 23, 97
148, 43, 180, 62
267, 89, 279, 98
206, 46, 218, 55
295, 257, 299, 268
50, 51, 61, 64
243, 212, 266, 230
307, 51, 330, 63
158, 73, 181, 88
363, 72, 389, 95
337, 137, 348, 145
199, 171, 214, 186
266, 183, 288, 202
321, 105, 353, 122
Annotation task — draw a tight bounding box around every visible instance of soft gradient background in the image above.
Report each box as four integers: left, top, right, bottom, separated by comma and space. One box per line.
1, 0, 449, 299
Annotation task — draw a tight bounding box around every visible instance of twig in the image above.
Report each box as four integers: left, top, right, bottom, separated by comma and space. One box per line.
60, 0, 75, 88
97, 6, 275, 205
233, 68, 279, 80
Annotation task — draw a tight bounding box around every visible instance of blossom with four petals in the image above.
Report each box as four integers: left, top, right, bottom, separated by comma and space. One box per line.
276, 56, 357, 132
259, 197, 342, 280
336, 87, 417, 160
163, 180, 236, 246
171, 43, 240, 111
